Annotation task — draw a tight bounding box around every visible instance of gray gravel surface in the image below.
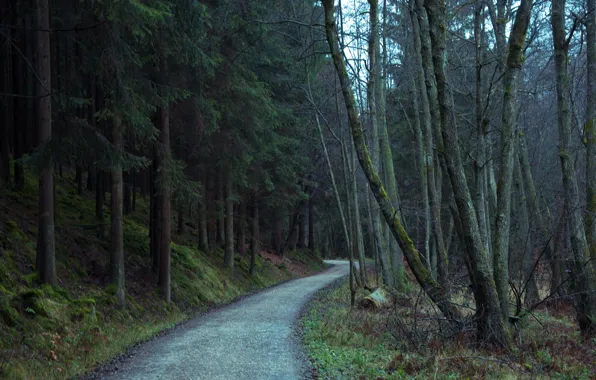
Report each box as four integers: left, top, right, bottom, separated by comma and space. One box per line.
95, 260, 350, 380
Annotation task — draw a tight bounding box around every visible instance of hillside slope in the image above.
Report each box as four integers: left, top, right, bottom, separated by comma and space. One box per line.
0, 172, 325, 379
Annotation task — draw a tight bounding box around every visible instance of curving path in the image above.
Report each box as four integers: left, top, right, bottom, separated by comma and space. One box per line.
95, 260, 350, 380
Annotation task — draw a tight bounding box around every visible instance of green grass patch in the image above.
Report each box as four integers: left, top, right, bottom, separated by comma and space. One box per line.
302, 279, 596, 379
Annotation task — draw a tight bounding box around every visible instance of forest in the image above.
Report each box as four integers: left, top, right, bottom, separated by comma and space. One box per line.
1, 0, 596, 378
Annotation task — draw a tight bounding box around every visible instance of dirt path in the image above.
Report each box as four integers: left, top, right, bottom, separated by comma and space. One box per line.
95, 260, 350, 380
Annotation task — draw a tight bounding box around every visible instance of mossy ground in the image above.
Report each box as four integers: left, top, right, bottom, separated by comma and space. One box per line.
302, 279, 596, 379
0, 170, 325, 379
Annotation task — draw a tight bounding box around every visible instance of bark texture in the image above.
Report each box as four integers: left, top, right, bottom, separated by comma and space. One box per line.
424, 0, 511, 346
35, 0, 56, 286
322, 0, 461, 324
493, 0, 533, 320
552, 0, 596, 332
110, 117, 125, 307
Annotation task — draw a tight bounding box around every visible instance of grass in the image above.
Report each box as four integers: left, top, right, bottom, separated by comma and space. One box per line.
301, 278, 596, 379
0, 169, 326, 379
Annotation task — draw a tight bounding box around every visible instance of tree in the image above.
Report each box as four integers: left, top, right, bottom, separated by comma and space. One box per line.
321, 0, 462, 325
35, 0, 56, 286
551, 0, 596, 333
110, 116, 125, 306
492, 0, 533, 321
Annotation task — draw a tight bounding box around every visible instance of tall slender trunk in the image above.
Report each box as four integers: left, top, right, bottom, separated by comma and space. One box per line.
0, 17, 11, 186
351, 140, 367, 285
474, 0, 490, 264
322, 0, 460, 322
411, 76, 431, 269
378, 0, 404, 287
35, 0, 55, 286
224, 171, 234, 269
586, 0, 596, 263
411, 0, 449, 288
198, 178, 209, 252
273, 209, 283, 253
96, 170, 104, 238
157, 62, 171, 303
550, 202, 566, 296
150, 148, 161, 273
298, 199, 308, 249
110, 117, 125, 307
313, 87, 355, 305
217, 171, 225, 248
237, 200, 246, 255
249, 195, 259, 277
424, 0, 511, 345
207, 174, 216, 251
308, 196, 315, 252
367, 0, 393, 288
552, 0, 596, 332
123, 172, 131, 215
514, 149, 538, 306
131, 169, 136, 211
519, 135, 553, 268
12, 0, 24, 190
493, 0, 533, 321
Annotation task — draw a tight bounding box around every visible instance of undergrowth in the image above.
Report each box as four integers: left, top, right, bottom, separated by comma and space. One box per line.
0, 171, 325, 379
302, 279, 596, 379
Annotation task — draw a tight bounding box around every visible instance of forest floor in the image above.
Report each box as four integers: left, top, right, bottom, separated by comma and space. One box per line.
301, 278, 596, 379
86, 260, 350, 380
0, 170, 327, 380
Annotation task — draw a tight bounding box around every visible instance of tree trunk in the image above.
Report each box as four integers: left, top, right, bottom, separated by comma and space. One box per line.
223, 171, 234, 269
308, 196, 315, 251
96, 170, 105, 238
378, 2, 404, 287
350, 141, 367, 285
150, 148, 161, 273
35, 0, 55, 286
198, 179, 209, 252
314, 102, 356, 306
493, 0, 533, 321
249, 195, 259, 277
298, 199, 308, 249
237, 199, 246, 255
123, 172, 132, 215
473, 0, 491, 269
87, 166, 95, 192
110, 117, 125, 307
217, 171, 225, 248
207, 174, 216, 251
552, 0, 596, 333
514, 150, 538, 307
0, 23, 11, 187
586, 0, 596, 264
272, 209, 282, 253
12, 0, 24, 191
131, 169, 136, 211
367, 0, 393, 288
323, 0, 461, 320
157, 63, 171, 302
550, 202, 566, 296
410, 0, 449, 288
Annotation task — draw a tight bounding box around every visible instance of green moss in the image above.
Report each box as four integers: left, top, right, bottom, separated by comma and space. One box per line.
23, 272, 39, 286
6, 221, 18, 232
105, 283, 118, 295
0, 295, 19, 326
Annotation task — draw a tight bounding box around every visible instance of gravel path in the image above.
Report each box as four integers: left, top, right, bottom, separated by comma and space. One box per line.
96, 260, 350, 380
